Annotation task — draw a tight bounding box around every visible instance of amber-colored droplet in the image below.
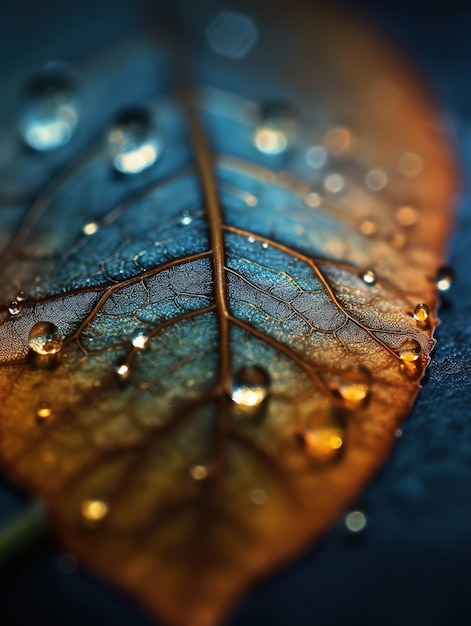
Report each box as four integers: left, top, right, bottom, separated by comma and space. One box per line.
36, 403, 52, 422
413, 303, 430, 324
359, 219, 377, 236
303, 427, 344, 463
81, 499, 109, 528
28, 322, 63, 355
396, 205, 418, 227
398, 339, 421, 362
189, 465, 208, 481
398, 151, 423, 178
436, 266, 453, 292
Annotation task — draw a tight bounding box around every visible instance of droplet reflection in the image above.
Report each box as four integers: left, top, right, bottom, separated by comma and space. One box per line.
231, 365, 270, 414
28, 322, 63, 355
107, 108, 160, 174
398, 339, 421, 362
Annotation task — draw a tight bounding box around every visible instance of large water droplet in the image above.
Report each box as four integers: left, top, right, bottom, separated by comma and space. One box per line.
253, 104, 293, 155
80, 498, 109, 529
107, 108, 160, 175
231, 365, 270, 414
398, 339, 421, 362
302, 426, 344, 463
19, 66, 78, 151
413, 303, 430, 325
28, 322, 63, 355
436, 266, 453, 292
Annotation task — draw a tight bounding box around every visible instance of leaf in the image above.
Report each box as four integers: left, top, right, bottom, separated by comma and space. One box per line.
0, 3, 456, 626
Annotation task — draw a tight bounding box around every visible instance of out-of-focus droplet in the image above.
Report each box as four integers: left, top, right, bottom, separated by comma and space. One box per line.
107, 108, 160, 175
19, 66, 78, 151
250, 488, 269, 506
398, 339, 421, 362
28, 322, 63, 355
231, 365, 270, 413
253, 105, 293, 155
398, 151, 423, 178
189, 465, 209, 481
324, 173, 344, 193
390, 233, 407, 249
304, 192, 322, 208
400, 359, 423, 380
345, 510, 367, 533
115, 363, 130, 379
365, 168, 388, 191
80, 498, 109, 528
396, 205, 418, 227
83, 221, 99, 236
333, 369, 370, 407
16, 291, 27, 302
436, 266, 453, 292
361, 269, 376, 285
36, 402, 52, 422
132, 334, 148, 350
206, 10, 258, 59
359, 219, 377, 236
413, 303, 430, 324
180, 211, 193, 225
394, 428, 403, 438
306, 145, 327, 169
323, 127, 351, 155
303, 426, 344, 463
8, 301, 20, 316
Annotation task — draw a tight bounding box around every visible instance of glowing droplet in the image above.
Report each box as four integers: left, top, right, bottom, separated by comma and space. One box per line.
180, 212, 193, 225
396, 205, 418, 227
132, 334, 148, 350
303, 427, 344, 463
398, 339, 421, 362
115, 363, 130, 379
337, 377, 369, 405
245, 194, 258, 207
359, 219, 377, 236
365, 168, 388, 191
361, 269, 376, 285
80, 498, 109, 528
253, 104, 293, 155
107, 108, 160, 175
324, 173, 344, 193
8, 301, 20, 316
390, 233, 407, 249
413, 303, 430, 324
436, 266, 453, 292
36, 403, 52, 422
231, 365, 270, 413
345, 510, 367, 533
16, 290, 27, 302
304, 192, 322, 208
306, 145, 327, 169
398, 151, 423, 178
28, 322, 63, 355
190, 465, 208, 481
19, 66, 78, 151
250, 488, 269, 506
324, 127, 351, 155
83, 221, 99, 235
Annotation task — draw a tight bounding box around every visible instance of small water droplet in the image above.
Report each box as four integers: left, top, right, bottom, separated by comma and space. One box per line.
261, 242, 269, 249
345, 510, 367, 533
396, 205, 418, 227
19, 66, 78, 151
302, 426, 344, 463
361, 269, 376, 285
306, 145, 327, 169
107, 108, 160, 175
132, 334, 148, 350
390, 233, 407, 249
394, 428, 403, 438
359, 219, 377, 236
245, 194, 258, 207
333, 369, 370, 407
36, 402, 52, 422
398, 339, 421, 362
180, 211, 193, 226
247, 236, 255, 243
115, 363, 130, 379
398, 151, 423, 178
8, 301, 20, 315
250, 488, 269, 506
28, 322, 63, 355
413, 303, 430, 324
231, 365, 270, 414
323, 127, 351, 155
253, 104, 293, 155
16, 290, 27, 302
189, 465, 209, 481
80, 498, 109, 528
83, 221, 99, 235
304, 192, 322, 208
365, 168, 388, 191
436, 266, 453, 292
324, 173, 344, 193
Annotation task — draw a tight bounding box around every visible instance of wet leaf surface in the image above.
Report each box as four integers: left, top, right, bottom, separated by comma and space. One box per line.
0, 3, 456, 625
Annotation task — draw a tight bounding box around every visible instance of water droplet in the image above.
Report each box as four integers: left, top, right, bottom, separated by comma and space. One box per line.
132, 334, 148, 350
324, 173, 344, 193
365, 168, 388, 191
115, 363, 130, 379
303, 426, 344, 463
19, 66, 78, 151
16, 291, 27, 302
304, 192, 322, 208
400, 359, 423, 380
253, 104, 293, 155
83, 221, 99, 235
345, 510, 367, 533
247, 236, 256, 243
262, 242, 269, 249
250, 488, 269, 506
28, 322, 63, 355
398, 151, 423, 178
323, 127, 351, 155
245, 194, 258, 207
80, 498, 109, 528
36, 402, 52, 422
306, 145, 327, 169
332, 368, 370, 407
390, 233, 407, 249
180, 212, 193, 226
413, 303, 430, 324
359, 219, 377, 236
231, 365, 270, 414
107, 108, 160, 175
436, 266, 453, 292
361, 269, 376, 285
396, 205, 418, 227
8, 301, 20, 316
189, 465, 209, 481
398, 339, 421, 362
394, 428, 403, 438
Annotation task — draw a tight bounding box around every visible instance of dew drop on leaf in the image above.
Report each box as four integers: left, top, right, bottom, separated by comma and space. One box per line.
413, 303, 430, 324
80, 499, 109, 529
437, 266, 454, 292
231, 365, 270, 414
361, 269, 377, 285
8, 301, 20, 316
398, 339, 422, 362
302, 427, 344, 463
107, 107, 160, 174
28, 322, 63, 356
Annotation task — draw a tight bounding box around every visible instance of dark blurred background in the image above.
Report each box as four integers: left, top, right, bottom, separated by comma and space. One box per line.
1, 2, 471, 625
